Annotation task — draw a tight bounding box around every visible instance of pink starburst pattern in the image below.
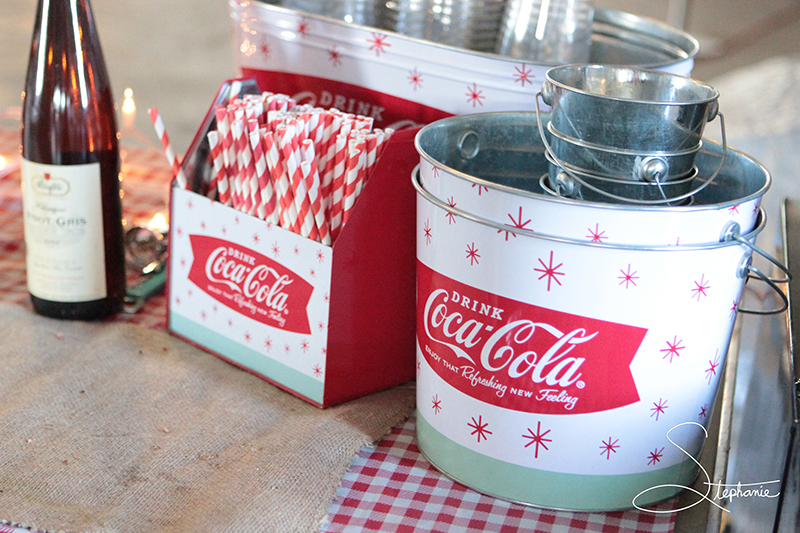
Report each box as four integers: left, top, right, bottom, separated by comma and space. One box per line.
264, 337, 273, 351
586, 223, 607, 242
271, 241, 280, 258
705, 350, 720, 384
619, 264, 639, 288
187, 201, 194, 210
408, 67, 423, 90
661, 336, 685, 363
200, 310, 207, 321
466, 83, 485, 107
498, 207, 532, 241
423, 219, 433, 245
514, 63, 534, 86
323, 293, 330, 303
244, 331, 252, 343
466, 243, 480, 266
200, 221, 207, 230
468, 416, 492, 443
445, 197, 457, 224
227, 318, 233, 327
176, 226, 183, 237
691, 274, 710, 300
284, 344, 291, 354
730, 299, 739, 317
300, 340, 310, 353
313, 364, 323, 378
650, 398, 668, 421
534, 251, 565, 291
327, 45, 342, 66
600, 437, 620, 460
175, 296, 182, 305
297, 17, 310, 37
472, 183, 489, 195
293, 245, 300, 255
318, 321, 326, 331
698, 404, 709, 420
180, 258, 187, 268
221, 226, 227, 236
728, 204, 740, 215
367, 32, 391, 56
432, 395, 442, 415
522, 421, 552, 459
647, 447, 665, 465
309, 268, 316, 277
316, 250, 326, 263
259, 39, 271, 59
252, 232, 260, 245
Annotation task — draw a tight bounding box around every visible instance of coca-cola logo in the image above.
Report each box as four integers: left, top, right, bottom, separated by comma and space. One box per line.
188, 235, 313, 334
417, 262, 647, 414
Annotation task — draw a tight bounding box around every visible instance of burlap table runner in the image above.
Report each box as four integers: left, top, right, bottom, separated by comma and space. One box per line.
0, 304, 415, 533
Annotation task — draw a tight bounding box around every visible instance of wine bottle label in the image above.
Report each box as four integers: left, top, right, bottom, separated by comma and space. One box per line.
21, 158, 108, 302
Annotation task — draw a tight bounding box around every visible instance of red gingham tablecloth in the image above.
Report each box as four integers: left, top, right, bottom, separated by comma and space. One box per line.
0, 128, 678, 532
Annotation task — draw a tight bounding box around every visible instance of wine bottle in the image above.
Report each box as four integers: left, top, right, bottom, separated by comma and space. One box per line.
21, 0, 125, 320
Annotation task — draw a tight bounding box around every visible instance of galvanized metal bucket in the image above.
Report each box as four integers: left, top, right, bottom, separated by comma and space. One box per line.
542, 65, 720, 154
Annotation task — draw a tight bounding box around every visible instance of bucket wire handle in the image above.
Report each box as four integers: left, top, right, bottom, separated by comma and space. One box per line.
723, 220, 791, 315
535, 91, 728, 205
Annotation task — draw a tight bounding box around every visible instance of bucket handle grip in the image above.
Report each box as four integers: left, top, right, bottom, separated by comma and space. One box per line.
535, 92, 727, 205
724, 220, 791, 315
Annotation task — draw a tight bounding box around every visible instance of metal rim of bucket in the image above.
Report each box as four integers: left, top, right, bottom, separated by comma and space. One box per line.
413, 166, 788, 313
414, 112, 769, 215
414, 165, 758, 251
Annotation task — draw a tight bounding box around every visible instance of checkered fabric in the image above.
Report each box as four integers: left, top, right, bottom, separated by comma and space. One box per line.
0, 131, 678, 533
323, 414, 678, 533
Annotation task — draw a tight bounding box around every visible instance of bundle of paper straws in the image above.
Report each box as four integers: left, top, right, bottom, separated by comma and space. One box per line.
197, 93, 393, 246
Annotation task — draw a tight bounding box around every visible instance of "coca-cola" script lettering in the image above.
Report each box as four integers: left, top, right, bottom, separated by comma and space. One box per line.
188, 235, 313, 333
417, 262, 646, 414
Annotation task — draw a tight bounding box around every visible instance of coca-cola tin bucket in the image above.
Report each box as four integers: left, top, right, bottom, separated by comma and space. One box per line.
416, 112, 768, 246
228, 1, 698, 129
413, 168, 770, 511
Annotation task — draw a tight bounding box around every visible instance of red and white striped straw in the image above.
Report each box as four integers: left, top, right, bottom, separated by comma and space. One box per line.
278, 125, 318, 241
148, 107, 188, 189
328, 134, 349, 239
248, 121, 275, 222
264, 130, 298, 231
215, 105, 239, 206
301, 140, 330, 245
206, 130, 230, 204
342, 139, 365, 225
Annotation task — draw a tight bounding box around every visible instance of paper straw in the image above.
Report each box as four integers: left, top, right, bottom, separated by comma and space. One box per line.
248, 120, 276, 222
214, 106, 237, 203
264, 130, 297, 231
328, 134, 349, 239
278, 125, 317, 239
206, 130, 230, 204
301, 140, 330, 245
342, 139, 365, 226
148, 107, 188, 189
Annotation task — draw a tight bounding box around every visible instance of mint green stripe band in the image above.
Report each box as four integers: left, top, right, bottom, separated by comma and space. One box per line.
416, 410, 698, 512
170, 312, 324, 404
